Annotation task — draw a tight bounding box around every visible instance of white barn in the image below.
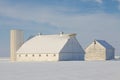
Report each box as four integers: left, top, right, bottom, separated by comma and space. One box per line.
10, 30, 85, 62
85, 40, 115, 61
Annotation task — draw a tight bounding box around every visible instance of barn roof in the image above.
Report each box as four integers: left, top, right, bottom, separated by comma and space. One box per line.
16, 33, 79, 54
96, 40, 114, 49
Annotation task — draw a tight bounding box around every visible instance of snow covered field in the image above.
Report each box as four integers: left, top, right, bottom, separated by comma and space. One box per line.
0, 61, 120, 80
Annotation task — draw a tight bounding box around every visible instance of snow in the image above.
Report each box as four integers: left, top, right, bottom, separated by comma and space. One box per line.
0, 61, 120, 80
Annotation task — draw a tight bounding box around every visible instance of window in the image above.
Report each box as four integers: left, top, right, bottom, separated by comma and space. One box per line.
25, 54, 28, 57
39, 54, 41, 57
53, 54, 56, 56
19, 55, 21, 57
46, 54, 48, 57
32, 54, 34, 57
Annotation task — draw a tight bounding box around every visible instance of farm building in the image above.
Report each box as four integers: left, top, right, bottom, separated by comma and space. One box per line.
10, 30, 85, 62
85, 40, 115, 61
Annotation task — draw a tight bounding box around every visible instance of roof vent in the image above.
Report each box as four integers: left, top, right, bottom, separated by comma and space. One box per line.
94, 39, 96, 44
38, 33, 42, 36
60, 32, 64, 36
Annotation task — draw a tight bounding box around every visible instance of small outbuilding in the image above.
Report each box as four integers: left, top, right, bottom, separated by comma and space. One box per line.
85, 40, 115, 61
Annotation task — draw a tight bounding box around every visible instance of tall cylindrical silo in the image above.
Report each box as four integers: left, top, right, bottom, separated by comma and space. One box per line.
10, 30, 24, 61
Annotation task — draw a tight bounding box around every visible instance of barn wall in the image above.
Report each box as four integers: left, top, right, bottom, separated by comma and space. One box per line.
85, 52, 105, 61
16, 53, 59, 62
59, 53, 84, 61
85, 41, 106, 61
106, 49, 115, 60
59, 37, 84, 61
60, 37, 84, 54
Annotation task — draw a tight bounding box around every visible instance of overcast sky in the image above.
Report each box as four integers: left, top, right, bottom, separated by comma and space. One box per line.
0, 0, 120, 57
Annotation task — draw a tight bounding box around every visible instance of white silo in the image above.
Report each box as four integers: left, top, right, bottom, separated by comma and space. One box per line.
10, 30, 24, 61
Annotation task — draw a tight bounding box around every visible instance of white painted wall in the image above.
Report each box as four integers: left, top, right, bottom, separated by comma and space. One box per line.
85, 41, 106, 61
59, 53, 84, 61
106, 49, 115, 60
60, 37, 84, 53
59, 37, 84, 61
17, 53, 59, 62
